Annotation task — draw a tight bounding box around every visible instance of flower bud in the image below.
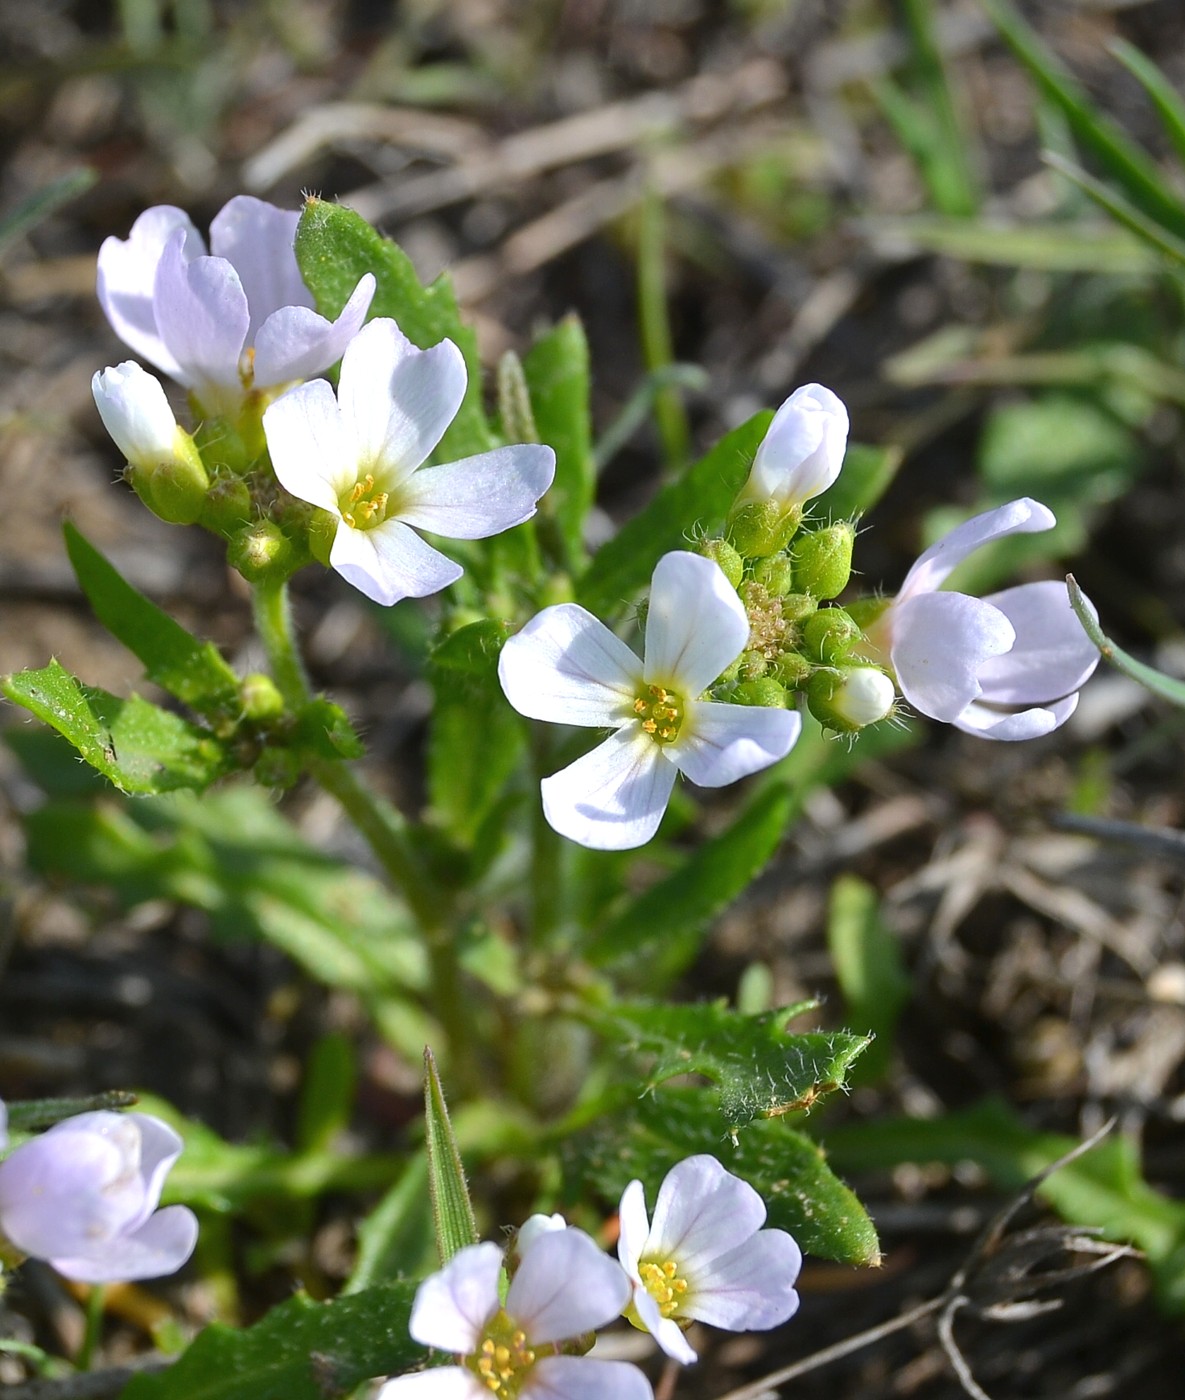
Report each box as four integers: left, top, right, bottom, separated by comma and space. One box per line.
228, 520, 293, 581
93, 363, 209, 524
802, 607, 861, 664
200, 471, 253, 536
738, 383, 849, 514
753, 553, 794, 597
770, 651, 812, 689
728, 499, 802, 559
807, 666, 895, 733
732, 677, 789, 708
790, 522, 855, 600
698, 537, 744, 589
240, 673, 285, 723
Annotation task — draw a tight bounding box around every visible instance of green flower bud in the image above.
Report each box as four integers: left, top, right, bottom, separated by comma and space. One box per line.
780, 593, 817, 626
240, 673, 285, 723
807, 665, 896, 734
201, 471, 253, 536
699, 537, 744, 589
738, 649, 769, 680
253, 746, 301, 789
228, 520, 294, 582
770, 651, 812, 689
790, 522, 855, 600
728, 500, 803, 559
845, 595, 892, 631
802, 607, 861, 664
753, 554, 794, 597
732, 677, 789, 708
128, 450, 209, 526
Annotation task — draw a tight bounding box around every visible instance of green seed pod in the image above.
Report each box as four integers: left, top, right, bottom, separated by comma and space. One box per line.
802, 607, 862, 664
728, 500, 803, 559
699, 537, 744, 589
753, 553, 794, 597
732, 677, 789, 708
770, 650, 812, 690
807, 665, 896, 734
790, 522, 855, 600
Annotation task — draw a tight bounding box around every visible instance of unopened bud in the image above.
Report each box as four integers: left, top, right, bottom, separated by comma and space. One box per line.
737, 649, 769, 680
807, 666, 895, 733
699, 537, 744, 589
802, 607, 861, 663
770, 651, 812, 689
201, 472, 253, 536
790, 522, 855, 600
228, 520, 293, 581
753, 554, 794, 597
733, 677, 789, 708
728, 500, 802, 559
240, 673, 285, 723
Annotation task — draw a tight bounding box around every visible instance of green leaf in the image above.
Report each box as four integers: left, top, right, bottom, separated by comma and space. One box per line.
347, 1153, 435, 1294
424, 1048, 479, 1265
523, 315, 595, 569
1108, 40, 1185, 169
563, 1086, 880, 1267
898, 0, 981, 216
577, 412, 773, 616
3, 1091, 137, 1135
295, 198, 495, 461
982, 0, 1185, 240
1068, 575, 1185, 708
863, 215, 1160, 274
1, 661, 232, 794
609, 1001, 870, 1131
63, 523, 241, 723
827, 876, 910, 1084
824, 1098, 1185, 1308
586, 784, 795, 970
296, 1034, 357, 1155
120, 1282, 420, 1400
812, 442, 903, 523
1044, 152, 1185, 267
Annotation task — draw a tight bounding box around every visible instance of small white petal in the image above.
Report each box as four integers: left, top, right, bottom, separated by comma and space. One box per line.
330, 518, 462, 606
954, 693, 1078, 741
743, 383, 849, 508
671, 702, 800, 788
528, 1357, 655, 1400
252, 274, 376, 389
507, 1228, 631, 1345
633, 1288, 698, 1365
208, 195, 308, 338
92, 363, 179, 466
646, 1157, 768, 1271
897, 498, 1056, 603
976, 581, 1099, 706
890, 591, 1015, 723
616, 1179, 651, 1276
643, 552, 749, 696
152, 230, 249, 410
264, 379, 357, 513
408, 1241, 501, 1353
51, 1205, 199, 1284
377, 1367, 484, 1400
540, 727, 675, 850
516, 1213, 569, 1258
398, 445, 556, 540
681, 1229, 801, 1331
498, 605, 641, 727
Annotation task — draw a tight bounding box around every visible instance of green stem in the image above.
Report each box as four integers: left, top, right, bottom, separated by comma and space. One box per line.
250, 578, 311, 709
77, 1286, 105, 1371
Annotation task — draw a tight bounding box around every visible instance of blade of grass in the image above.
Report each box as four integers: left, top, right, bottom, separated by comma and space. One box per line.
1109, 39, 1185, 169
1067, 575, 1185, 708
900, 0, 980, 215
637, 185, 690, 473
1043, 151, 1185, 268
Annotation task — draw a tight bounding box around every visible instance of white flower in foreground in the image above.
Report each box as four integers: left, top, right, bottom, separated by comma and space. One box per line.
0, 1111, 197, 1283
866, 498, 1100, 740
618, 1155, 802, 1365
263, 318, 555, 606
737, 383, 849, 512
498, 551, 802, 849
97, 196, 375, 418
378, 1229, 652, 1400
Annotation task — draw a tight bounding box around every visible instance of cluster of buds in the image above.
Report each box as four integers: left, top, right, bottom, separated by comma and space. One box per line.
380, 1155, 801, 1398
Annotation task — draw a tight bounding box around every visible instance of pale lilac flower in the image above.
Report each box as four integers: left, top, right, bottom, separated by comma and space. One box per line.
737, 383, 849, 511
378, 1229, 651, 1400
513, 1212, 568, 1259
499, 551, 801, 849
263, 318, 555, 606
0, 1111, 197, 1283
618, 1155, 802, 1365
866, 499, 1100, 740
96, 196, 375, 418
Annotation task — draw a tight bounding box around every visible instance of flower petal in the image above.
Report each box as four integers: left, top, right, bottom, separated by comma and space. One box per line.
397, 445, 556, 540
643, 552, 749, 695
337, 320, 466, 477
498, 605, 641, 727
377, 1369, 484, 1400
540, 727, 675, 850
264, 378, 357, 512
528, 1357, 655, 1400
671, 702, 800, 787
93, 362, 179, 465
96, 206, 204, 379
976, 581, 1099, 705
51, 1205, 199, 1284
897, 498, 1056, 602
408, 1241, 502, 1352
632, 1289, 698, 1365
330, 518, 462, 606
125, 1114, 184, 1224
953, 693, 1078, 741
616, 1179, 651, 1276
645, 1156, 767, 1272
890, 591, 1015, 723
682, 1228, 801, 1331
208, 195, 308, 338
252, 273, 376, 389
507, 1228, 631, 1345
152, 230, 249, 412
743, 383, 849, 508
0, 1132, 141, 1258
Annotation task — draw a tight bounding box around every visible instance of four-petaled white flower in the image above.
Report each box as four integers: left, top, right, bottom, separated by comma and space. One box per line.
737, 382, 849, 512
97, 196, 375, 418
617, 1155, 802, 1365
865, 498, 1100, 740
378, 1228, 652, 1400
498, 551, 802, 849
263, 318, 556, 606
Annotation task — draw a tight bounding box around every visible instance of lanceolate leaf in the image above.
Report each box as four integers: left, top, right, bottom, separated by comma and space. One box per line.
424, 1048, 479, 1265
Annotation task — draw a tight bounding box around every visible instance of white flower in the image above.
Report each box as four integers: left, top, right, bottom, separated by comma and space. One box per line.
617, 1155, 802, 1365
263, 318, 555, 606
96, 196, 375, 418
827, 666, 896, 729
738, 383, 849, 511
498, 551, 802, 849
514, 1213, 568, 1259
378, 1229, 652, 1400
866, 498, 1100, 740
92, 362, 184, 467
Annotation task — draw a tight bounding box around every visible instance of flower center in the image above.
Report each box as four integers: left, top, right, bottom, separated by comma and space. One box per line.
338, 473, 391, 530
632, 684, 685, 744
638, 1258, 690, 1318
467, 1310, 538, 1398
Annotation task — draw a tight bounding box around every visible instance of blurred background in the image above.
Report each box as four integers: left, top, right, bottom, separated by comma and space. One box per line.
2, 1, 1185, 1396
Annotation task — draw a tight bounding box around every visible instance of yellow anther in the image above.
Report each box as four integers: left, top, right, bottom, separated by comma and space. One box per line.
338, 473, 392, 531
632, 683, 685, 745
639, 1257, 691, 1319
